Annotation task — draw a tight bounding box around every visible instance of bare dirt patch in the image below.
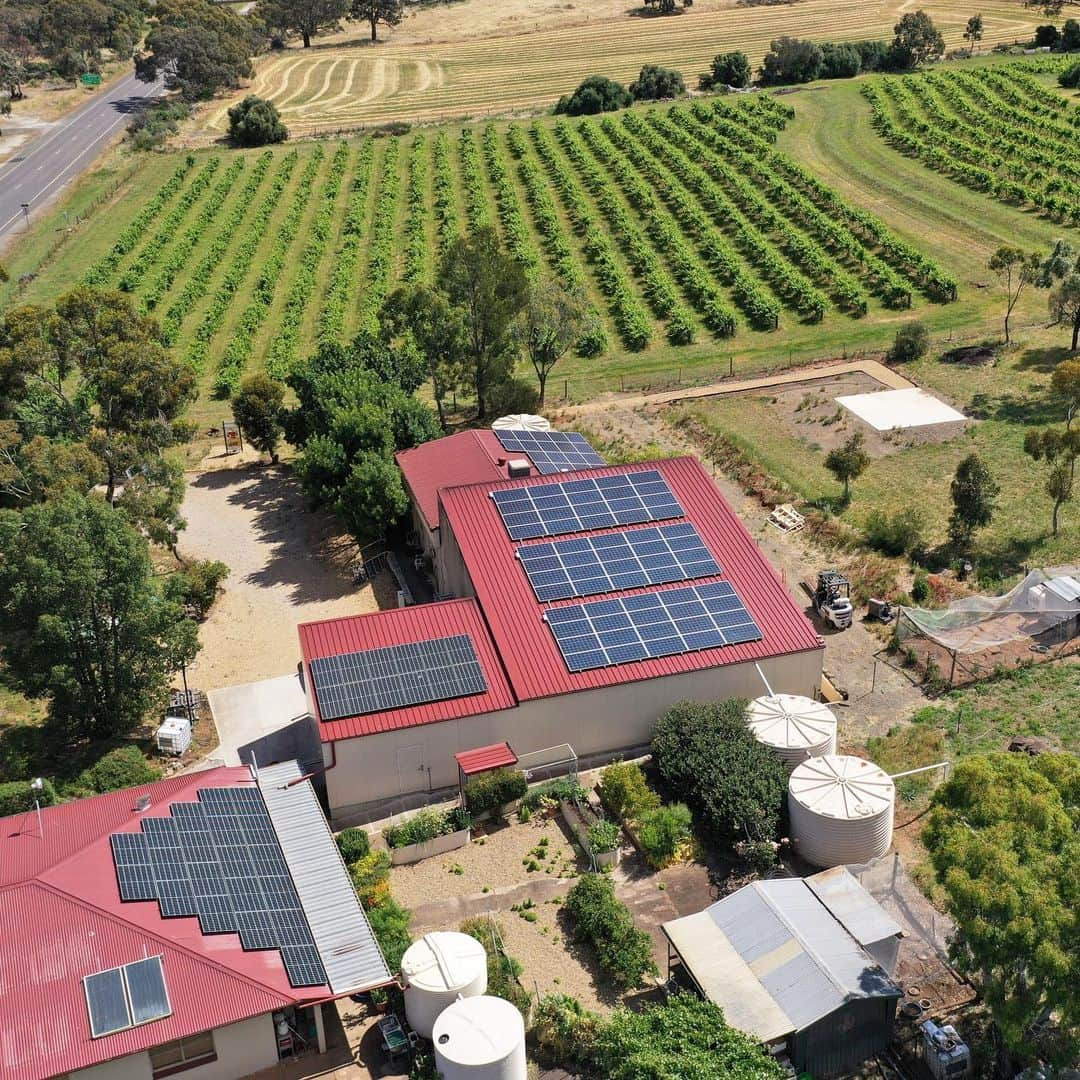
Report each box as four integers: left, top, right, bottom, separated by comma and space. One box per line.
177, 452, 393, 691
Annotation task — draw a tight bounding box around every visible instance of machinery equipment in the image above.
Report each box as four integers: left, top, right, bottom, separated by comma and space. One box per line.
814, 571, 853, 630
921, 1019, 970, 1078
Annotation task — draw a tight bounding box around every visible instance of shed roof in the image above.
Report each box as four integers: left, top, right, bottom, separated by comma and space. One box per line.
805, 867, 903, 948
455, 742, 518, 776
663, 871, 901, 1043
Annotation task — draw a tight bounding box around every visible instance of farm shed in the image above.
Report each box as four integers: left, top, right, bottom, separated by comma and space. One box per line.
662, 869, 903, 1079
301, 442, 824, 823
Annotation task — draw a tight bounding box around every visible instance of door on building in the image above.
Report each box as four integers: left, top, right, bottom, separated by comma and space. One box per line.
396, 745, 425, 795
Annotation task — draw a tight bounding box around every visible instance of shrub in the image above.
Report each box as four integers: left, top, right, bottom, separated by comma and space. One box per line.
911, 570, 931, 603
227, 95, 288, 147
759, 37, 824, 85
127, 100, 190, 151
349, 850, 392, 908
1059, 61, 1080, 88
587, 818, 621, 854
597, 761, 660, 822
532, 993, 601, 1068
1061, 18, 1080, 52
700, 51, 751, 90
564, 874, 657, 988
554, 75, 632, 116
162, 559, 229, 621
336, 827, 371, 863
368, 896, 412, 969
864, 507, 926, 557
820, 42, 862, 78
520, 776, 587, 809
629, 64, 685, 101
0, 777, 57, 817
652, 700, 787, 848
74, 746, 161, 795
889, 320, 931, 362
383, 806, 471, 849
853, 39, 891, 71
460, 917, 531, 1014
1035, 24, 1060, 49
484, 375, 540, 417
636, 802, 692, 868
464, 768, 528, 815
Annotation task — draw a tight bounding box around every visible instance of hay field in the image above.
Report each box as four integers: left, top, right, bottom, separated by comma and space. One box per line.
202, 0, 1041, 134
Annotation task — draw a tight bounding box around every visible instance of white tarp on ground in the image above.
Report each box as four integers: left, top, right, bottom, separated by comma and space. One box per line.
835, 387, 967, 430
897, 567, 1080, 653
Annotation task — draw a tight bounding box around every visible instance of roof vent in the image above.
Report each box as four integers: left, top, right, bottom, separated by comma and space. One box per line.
134, 794, 152, 813
507, 459, 532, 479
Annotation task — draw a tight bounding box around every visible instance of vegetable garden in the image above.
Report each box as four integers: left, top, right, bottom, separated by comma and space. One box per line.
863, 61, 1080, 222
27, 95, 953, 404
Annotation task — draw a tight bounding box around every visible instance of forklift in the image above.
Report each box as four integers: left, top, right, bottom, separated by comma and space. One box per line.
813, 570, 853, 630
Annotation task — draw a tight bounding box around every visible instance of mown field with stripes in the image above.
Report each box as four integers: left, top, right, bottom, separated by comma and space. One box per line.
200, 0, 1042, 134
3, 95, 961, 414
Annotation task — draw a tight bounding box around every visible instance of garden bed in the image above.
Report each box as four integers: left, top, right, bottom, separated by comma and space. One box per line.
388, 826, 470, 866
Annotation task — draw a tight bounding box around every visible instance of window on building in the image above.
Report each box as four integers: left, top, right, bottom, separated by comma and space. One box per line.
149, 1031, 217, 1077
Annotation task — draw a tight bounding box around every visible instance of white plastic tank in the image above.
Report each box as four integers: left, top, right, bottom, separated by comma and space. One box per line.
401, 932, 488, 1039
788, 755, 895, 868
432, 995, 527, 1080
491, 414, 551, 431
747, 694, 837, 770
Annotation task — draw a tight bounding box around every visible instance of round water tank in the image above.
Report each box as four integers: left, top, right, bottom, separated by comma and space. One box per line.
491, 414, 551, 432
433, 996, 526, 1080
788, 755, 894, 868
747, 694, 838, 770
401, 932, 488, 1039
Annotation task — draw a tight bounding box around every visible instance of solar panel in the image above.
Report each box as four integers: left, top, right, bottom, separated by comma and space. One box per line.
125, 957, 171, 1026
109, 788, 328, 990
544, 581, 763, 672
494, 429, 606, 475
517, 522, 721, 602
310, 634, 487, 721
492, 469, 685, 541
84, 967, 131, 1037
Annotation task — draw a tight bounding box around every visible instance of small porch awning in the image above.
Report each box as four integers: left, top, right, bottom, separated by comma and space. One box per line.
455, 742, 517, 777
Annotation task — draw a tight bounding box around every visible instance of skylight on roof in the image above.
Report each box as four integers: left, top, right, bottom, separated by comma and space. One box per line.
84, 956, 171, 1038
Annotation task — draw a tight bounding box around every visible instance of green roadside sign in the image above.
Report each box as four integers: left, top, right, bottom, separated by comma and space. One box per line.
81, 73, 102, 87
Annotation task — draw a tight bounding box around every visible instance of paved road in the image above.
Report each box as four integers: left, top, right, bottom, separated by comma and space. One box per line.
0, 69, 163, 243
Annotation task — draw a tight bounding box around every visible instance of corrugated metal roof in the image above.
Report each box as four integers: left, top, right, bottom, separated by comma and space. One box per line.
455, 742, 518, 775
805, 868, 903, 948
437, 456, 823, 702
298, 599, 517, 741
664, 874, 900, 1042
396, 430, 524, 533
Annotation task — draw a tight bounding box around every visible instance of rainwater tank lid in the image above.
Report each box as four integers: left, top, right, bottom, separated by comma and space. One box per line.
401, 932, 487, 993
491, 414, 551, 431
788, 755, 894, 820
432, 995, 525, 1064
747, 695, 836, 750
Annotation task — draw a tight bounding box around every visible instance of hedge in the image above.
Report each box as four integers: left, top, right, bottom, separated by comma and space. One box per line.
464, 768, 528, 815
564, 873, 657, 988
0, 777, 57, 817
73, 746, 161, 795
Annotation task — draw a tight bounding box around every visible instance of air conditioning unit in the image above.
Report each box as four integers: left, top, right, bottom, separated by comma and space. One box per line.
507, 459, 532, 478
156, 716, 192, 756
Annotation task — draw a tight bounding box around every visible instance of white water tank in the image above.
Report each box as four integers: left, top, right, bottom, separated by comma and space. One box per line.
401, 932, 488, 1039
747, 695, 837, 770
788, 755, 895, 868
491, 414, 551, 431
433, 995, 527, 1080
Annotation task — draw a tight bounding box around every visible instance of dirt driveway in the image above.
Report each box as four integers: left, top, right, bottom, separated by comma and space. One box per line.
177, 455, 393, 692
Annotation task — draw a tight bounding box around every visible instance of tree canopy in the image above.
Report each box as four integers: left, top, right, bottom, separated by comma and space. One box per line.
37, 0, 144, 78
890, 10, 945, 68
227, 94, 288, 147
629, 64, 685, 101
513, 277, 590, 405
651, 699, 787, 847
824, 431, 870, 502
1024, 427, 1079, 535
924, 753, 1080, 1065
350, 0, 403, 41
554, 75, 631, 116
760, 37, 824, 85
989, 246, 1041, 344
700, 51, 751, 90
0, 491, 199, 740
948, 452, 999, 549
232, 372, 285, 462
257, 0, 347, 47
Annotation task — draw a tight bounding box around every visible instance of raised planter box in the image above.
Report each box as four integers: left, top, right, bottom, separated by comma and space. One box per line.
560, 798, 620, 868
469, 797, 523, 825
388, 827, 471, 866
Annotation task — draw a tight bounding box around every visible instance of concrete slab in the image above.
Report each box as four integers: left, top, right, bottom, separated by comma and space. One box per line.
835, 387, 966, 431
208, 672, 318, 768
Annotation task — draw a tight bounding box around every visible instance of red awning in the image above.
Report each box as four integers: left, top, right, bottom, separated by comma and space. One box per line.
455, 742, 517, 776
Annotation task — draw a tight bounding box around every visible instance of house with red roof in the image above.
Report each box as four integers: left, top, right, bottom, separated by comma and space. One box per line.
303, 436, 824, 823
0, 763, 390, 1080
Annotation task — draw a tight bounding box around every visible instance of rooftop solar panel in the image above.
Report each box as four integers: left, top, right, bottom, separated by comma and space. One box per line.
83, 957, 171, 1038
517, 522, 721, 602
109, 787, 328, 990
494, 429, 606, 474
310, 634, 487, 721
544, 581, 763, 672
491, 469, 684, 541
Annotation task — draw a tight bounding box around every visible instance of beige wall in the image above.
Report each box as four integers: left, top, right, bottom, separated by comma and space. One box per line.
325, 649, 822, 822
435, 504, 474, 599
71, 1014, 278, 1080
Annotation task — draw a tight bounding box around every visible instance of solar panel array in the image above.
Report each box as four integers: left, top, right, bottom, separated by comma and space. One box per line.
492, 470, 684, 541
310, 634, 487, 721
544, 581, 763, 672
84, 957, 171, 1038
494, 429, 606, 475
517, 523, 721, 603
110, 787, 327, 989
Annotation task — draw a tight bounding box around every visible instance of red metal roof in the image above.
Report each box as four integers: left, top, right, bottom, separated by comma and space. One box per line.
396, 430, 525, 533
298, 598, 517, 741
455, 742, 518, 776
0, 769, 323, 1080
437, 456, 823, 703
